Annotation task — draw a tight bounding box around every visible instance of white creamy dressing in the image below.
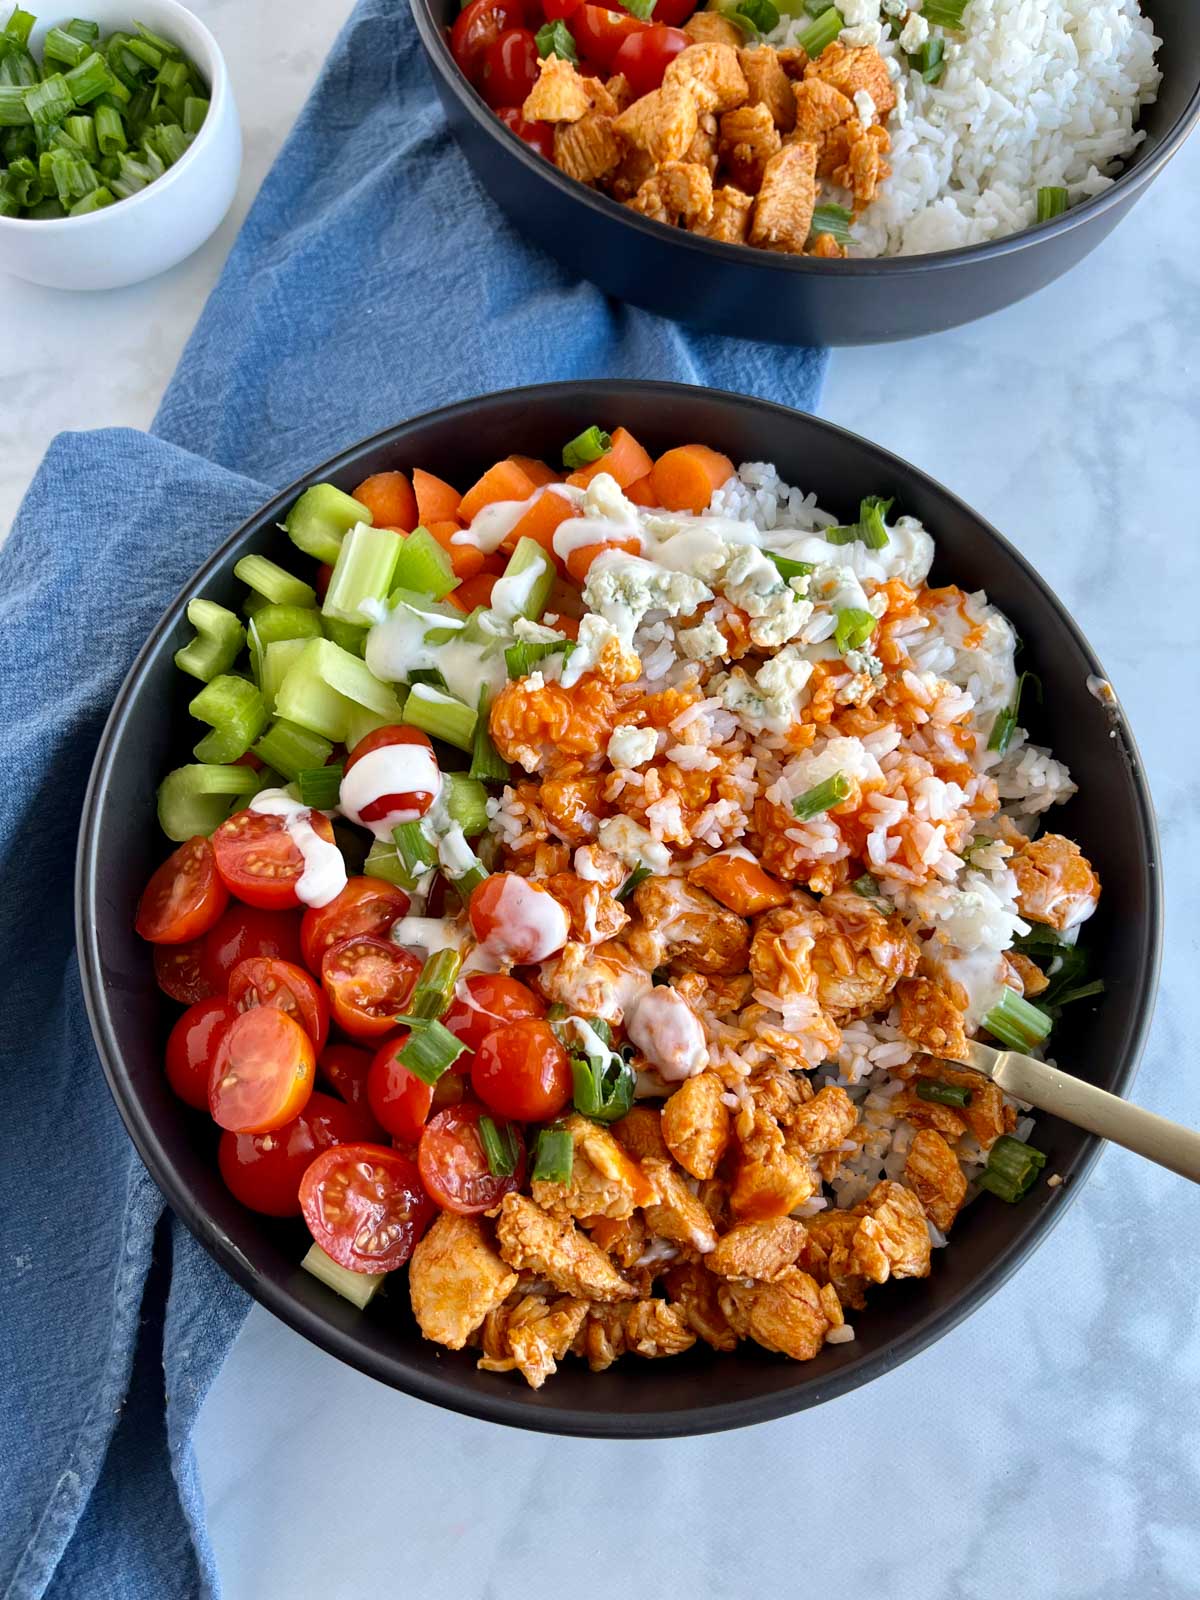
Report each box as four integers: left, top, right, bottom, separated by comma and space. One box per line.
389, 915, 463, 958
476, 873, 569, 966
437, 823, 477, 879
450, 495, 540, 554
249, 789, 347, 908
490, 547, 552, 621
935, 943, 1011, 1028
626, 987, 707, 1082
338, 744, 442, 841
365, 594, 511, 706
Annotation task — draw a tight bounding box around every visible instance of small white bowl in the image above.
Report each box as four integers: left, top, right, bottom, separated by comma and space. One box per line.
0, 0, 241, 290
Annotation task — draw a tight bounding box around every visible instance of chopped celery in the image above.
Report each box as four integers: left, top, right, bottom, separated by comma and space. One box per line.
301, 1242, 386, 1310
491, 536, 554, 622
470, 687, 510, 784
344, 701, 396, 752
442, 773, 490, 836
234, 552, 317, 609
284, 482, 372, 565
189, 674, 268, 763
322, 617, 368, 657
273, 639, 402, 742
242, 590, 270, 618
253, 718, 334, 782
310, 638, 404, 717
391, 526, 457, 601
322, 523, 403, 626
386, 586, 465, 622
404, 683, 476, 752
157, 763, 259, 841
251, 604, 323, 646
363, 836, 422, 890
173, 598, 245, 683
259, 637, 310, 714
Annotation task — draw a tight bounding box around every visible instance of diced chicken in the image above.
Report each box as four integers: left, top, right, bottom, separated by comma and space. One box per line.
729, 1108, 817, 1221
718, 103, 782, 194
749, 1065, 813, 1128
804, 41, 896, 120
611, 1105, 672, 1164
495, 1192, 638, 1302
788, 1084, 857, 1156
808, 229, 846, 259
664, 42, 749, 114
641, 1157, 720, 1254
536, 936, 652, 1025
628, 160, 715, 228
707, 1216, 807, 1281
672, 969, 755, 1021
607, 141, 657, 202
555, 113, 625, 185
605, 72, 635, 112
586, 75, 622, 117
791, 75, 854, 146
575, 1297, 696, 1370
572, 843, 626, 892
614, 82, 700, 166
683, 10, 744, 48
532, 1112, 656, 1221
1007, 949, 1050, 999
738, 45, 796, 132
1011, 833, 1101, 932
663, 1260, 739, 1350
888, 1087, 968, 1143
477, 1292, 589, 1388
544, 871, 629, 946
632, 874, 751, 976
661, 1070, 732, 1180
588, 1211, 649, 1269
905, 1129, 968, 1233
408, 1213, 518, 1351
908, 1061, 1015, 1151
813, 889, 922, 1016
850, 1180, 932, 1282
523, 53, 593, 123
684, 110, 720, 175
830, 119, 891, 211
775, 46, 809, 80
897, 976, 969, 1061
719, 1266, 843, 1360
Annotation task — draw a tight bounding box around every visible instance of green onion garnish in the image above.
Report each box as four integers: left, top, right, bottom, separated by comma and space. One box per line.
911, 35, 945, 82
834, 607, 876, 655
504, 638, 576, 679
735, 0, 779, 30
396, 1019, 466, 1086
400, 948, 464, 1023
987, 669, 1040, 755
824, 495, 893, 550
571, 1050, 636, 1124
403, 682, 477, 752
983, 988, 1052, 1052
1052, 978, 1105, 1007
622, 0, 656, 15
534, 18, 579, 61
792, 771, 850, 821
296, 764, 344, 811
807, 203, 853, 248
478, 1116, 520, 1177
795, 4, 842, 56
25, 73, 74, 126
916, 1079, 972, 1109
803, 0, 836, 13
561, 425, 612, 470
851, 872, 880, 898
615, 863, 652, 901
3, 8, 35, 45
765, 551, 815, 583
470, 687, 510, 784
921, 0, 968, 27
1036, 185, 1069, 223
392, 820, 438, 878
978, 1133, 1047, 1203
532, 1125, 574, 1184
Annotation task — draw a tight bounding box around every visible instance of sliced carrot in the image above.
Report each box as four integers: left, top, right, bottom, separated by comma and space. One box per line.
352, 471, 418, 533
480, 552, 509, 578
458, 460, 536, 525
502, 489, 577, 568
426, 519, 484, 581
565, 534, 641, 585
687, 854, 790, 916
650, 444, 736, 515
508, 454, 561, 487
448, 572, 499, 613
566, 427, 654, 491
412, 468, 462, 527
624, 472, 659, 508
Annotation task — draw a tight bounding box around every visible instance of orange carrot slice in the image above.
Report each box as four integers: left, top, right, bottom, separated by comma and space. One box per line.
502, 489, 577, 568
650, 444, 735, 515
352, 471, 418, 533
426, 519, 484, 581
447, 572, 499, 613
458, 460, 537, 525
624, 472, 659, 508
508, 454, 561, 487
687, 855, 790, 916
565, 534, 641, 585
412, 468, 462, 527
566, 427, 654, 490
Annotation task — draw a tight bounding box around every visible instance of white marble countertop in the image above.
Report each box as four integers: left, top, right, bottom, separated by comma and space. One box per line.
8, 2, 1199, 1594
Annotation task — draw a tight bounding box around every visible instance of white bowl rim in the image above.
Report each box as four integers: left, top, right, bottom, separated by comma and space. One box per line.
0, 0, 230, 234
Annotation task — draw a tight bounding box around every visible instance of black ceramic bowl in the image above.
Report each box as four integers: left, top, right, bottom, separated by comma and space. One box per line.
78, 382, 1160, 1437
412, 0, 1199, 345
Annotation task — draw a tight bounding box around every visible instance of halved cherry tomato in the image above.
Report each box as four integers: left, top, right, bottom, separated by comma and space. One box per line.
165, 996, 235, 1109
343, 725, 439, 826
208, 1006, 315, 1134
480, 27, 540, 108
321, 935, 422, 1040
418, 1102, 526, 1215
218, 1092, 379, 1216
154, 939, 215, 1005
300, 1143, 435, 1272
228, 957, 329, 1053
367, 1032, 435, 1144
612, 23, 688, 95
450, 0, 526, 85
135, 836, 228, 945
572, 4, 647, 69
495, 107, 555, 160
639, 0, 693, 24
470, 1018, 573, 1122
468, 872, 569, 964
299, 877, 410, 975
211, 807, 338, 912
318, 1042, 386, 1136
315, 562, 334, 600
200, 904, 304, 993
443, 972, 546, 1061
542, 0, 582, 17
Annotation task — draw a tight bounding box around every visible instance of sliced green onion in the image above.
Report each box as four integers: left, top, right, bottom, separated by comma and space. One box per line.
571, 1050, 635, 1124
285, 482, 372, 565
392, 820, 438, 877
493, 536, 555, 623
44, 25, 90, 67
792, 771, 850, 821
404, 682, 477, 752
0, 85, 32, 124
732, 0, 778, 31
134, 19, 183, 55
983, 988, 1052, 1052
442, 772, 490, 836
615, 863, 651, 902
911, 34, 945, 82
561, 425, 611, 469
803, 0, 836, 14
156, 763, 260, 841
234, 552, 316, 609
68, 181, 112, 213
363, 838, 413, 889
921, 0, 968, 25
532, 1125, 573, 1185
65, 51, 112, 103
834, 607, 876, 655
65, 17, 100, 42
252, 718, 334, 783
987, 669, 1040, 755
301, 1241, 386, 1308
146, 120, 187, 165
470, 687, 510, 784
1050, 978, 1105, 1007
94, 101, 126, 153
765, 551, 815, 583
322, 523, 402, 627
1036, 185, 1069, 223
182, 94, 207, 135
404, 948, 463, 1022
478, 1115, 520, 1177
535, 19, 579, 61
796, 4, 842, 56
808, 203, 853, 248
978, 1132, 1047, 1202
296, 764, 344, 811
504, 638, 575, 679
390, 525, 457, 601
25, 73, 74, 126
826, 495, 893, 550
173, 598, 245, 683
916, 1079, 972, 1109
124, 33, 162, 70
3, 7, 35, 45
851, 872, 880, 898
397, 1019, 466, 1086
188, 674, 267, 764
621, 0, 656, 15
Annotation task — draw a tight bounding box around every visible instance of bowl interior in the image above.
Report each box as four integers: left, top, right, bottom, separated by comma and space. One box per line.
78, 383, 1160, 1436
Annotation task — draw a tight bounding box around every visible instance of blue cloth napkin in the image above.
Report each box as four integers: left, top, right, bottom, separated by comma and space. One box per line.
0, 2, 825, 1595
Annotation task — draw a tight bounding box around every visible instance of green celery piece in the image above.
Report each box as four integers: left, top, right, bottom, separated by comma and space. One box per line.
157, 763, 259, 841
252, 718, 334, 781
323, 523, 403, 626
301, 1242, 386, 1309
174, 598, 245, 683
387, 585, 465, 622
441, 773, 489, 835
403, 682, 476, 752
259, 637, 310, 714
322, 616, 368, 657
285, 482, 371, 565
189, 674, 268, 763
344, 701, 396, 752
363, 837, 419, 890
491, 536, 554, 621
250, 603, 323, 646
390, 526, 457, 601
273, 638, 403, 742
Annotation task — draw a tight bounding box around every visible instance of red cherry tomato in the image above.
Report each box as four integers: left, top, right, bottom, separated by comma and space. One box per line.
470, 1018, 573, 1122
480, 27, 540, 109
542, 0, 582, 17
211, 807, 339, 912
443, 972, 546, 1061
228, 957, 330, 1052
135, 836, 228, 945
164, 996, 235, 1109
450, 0, 527, 86
468, 872, 569, 965
321, 934, 422, 1041
367, 1032, 435, 1144
342, 725, 439, 827
299, 876, 410, 975
200, 904, 304, 993
300, 1143, 436, 1272
494, 108, 554, 159
418, 1102, 526, 1215
572, 4, 647, 70
208, 1005, 316, 1134
639, 0, 694, 24
154, 939, 215, 1005
217, 1091, 378, 1216
315, 562, 334, 600
612, 23, 688, 95
318, 1042, 386, 1135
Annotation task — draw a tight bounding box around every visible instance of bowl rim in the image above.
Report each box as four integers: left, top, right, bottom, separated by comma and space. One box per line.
76, 380, 1164, 1438
0, 0, 230, 236
410, 0, 1200, 275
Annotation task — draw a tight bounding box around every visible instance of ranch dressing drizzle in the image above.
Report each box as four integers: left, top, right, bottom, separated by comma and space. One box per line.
338, 745, 442, 842
477, 874, 569, 966
249, 789, 347, 908
626, 987, 707, 1082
